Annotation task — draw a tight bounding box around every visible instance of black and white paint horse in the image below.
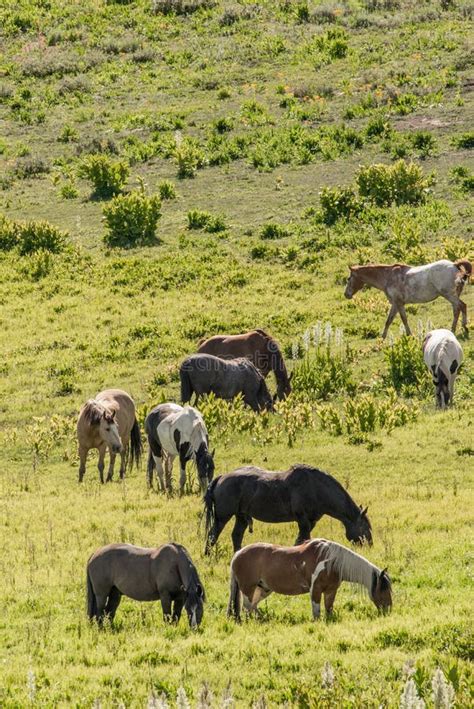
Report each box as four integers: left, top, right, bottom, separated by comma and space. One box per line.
145, 403, 214, 494
423, 329, 463, 408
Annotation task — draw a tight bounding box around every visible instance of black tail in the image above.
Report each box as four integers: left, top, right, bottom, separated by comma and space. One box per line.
129, 417, 143, 470
203, 477, 219, 554
86, 568, 97, 620
180, 366, 193, 404
227, 566, 241, 621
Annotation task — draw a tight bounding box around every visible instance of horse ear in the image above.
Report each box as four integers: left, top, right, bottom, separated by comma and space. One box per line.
360, 505, 368, 516
381, 567, 388, 575
349, 265, 354, 271
211, 448, 216, 459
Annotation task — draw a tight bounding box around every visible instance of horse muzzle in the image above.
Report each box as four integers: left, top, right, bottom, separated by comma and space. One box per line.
112, 444, 123, 454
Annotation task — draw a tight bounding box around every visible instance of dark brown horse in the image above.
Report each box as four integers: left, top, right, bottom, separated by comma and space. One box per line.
204, 465, 372, 554
198, 329, 291, 400
228, 539, 392, 621
86, 542, 205, 627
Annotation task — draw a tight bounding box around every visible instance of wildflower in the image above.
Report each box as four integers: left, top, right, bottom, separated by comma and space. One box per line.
313, 321, 322, 347
221, 683, 235, 708
147, 694, 169, 709
27, 668, 36, 703
335, 327, 344, 348
402, 659, 416, 677
197, 683, 213, 709
291, 342, 299, 360
177, 686, 190, 709
174, 130, 183, 147
324, 321, 332, 345
431, 668, 455, 709
321, 661, 335, 689
399, 678, 425, 709
302, 329, 310, 352
388, 332, 394, 347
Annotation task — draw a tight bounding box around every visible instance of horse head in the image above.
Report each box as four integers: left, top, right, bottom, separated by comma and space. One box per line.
184, 582, 205, 628
371, 567, 392, 614
344, 266, 364, 299
346, 505, 372, 546
257, 378, 274, 412
196, 444, 215, 493
99, 409, 123, 454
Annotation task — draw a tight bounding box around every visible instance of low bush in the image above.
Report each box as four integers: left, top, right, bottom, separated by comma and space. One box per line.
13, 156, 50, 179
260, 222, 290, 239
173, 136, 206, 178
451, 132, 474, 149
158, 180, 176, 200
103, 191, 161, 247
187, 210, 227, 232
319, 186, 362, 225
384, 335, 430, 396
450, 165, 474, 193
357, 160, 430, 206
78, 154, 129, 198
0, 214, 68, 254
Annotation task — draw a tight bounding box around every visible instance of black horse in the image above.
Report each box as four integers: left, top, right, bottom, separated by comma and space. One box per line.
204, 465, 372, 554
180, 354, 273, 412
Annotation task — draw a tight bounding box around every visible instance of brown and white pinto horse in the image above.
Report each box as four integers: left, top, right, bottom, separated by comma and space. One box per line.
228, 539, 392, 621
198, 329, 292, 400
344, 259, 471, 338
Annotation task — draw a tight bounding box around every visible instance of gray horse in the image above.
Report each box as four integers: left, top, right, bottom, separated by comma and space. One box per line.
180, 354, 273, 412
86, 542, 205, 627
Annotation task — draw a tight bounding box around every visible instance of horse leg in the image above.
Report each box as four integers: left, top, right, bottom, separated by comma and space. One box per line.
449, 296, 468, 332
105, 587, 122, 623
160, 591, 173, 623
153, 455, 166, 492
78, 445, 88, 483
324, 587, 338, 618
179, 451, 187, 496
205, 516, 230, 555
231, 514, 249, 552
165, 454, 174, 494
294, 516, 312, 545
95, 593, 109, 625
97, 444, 106, 484
397, 304, 412, 336
310, 588, 322, 620
118, 448, 126, 480
172, 596, 184, 623
381, 303, 398, 339
460, 299, 468, 331
106, 452, 116, 483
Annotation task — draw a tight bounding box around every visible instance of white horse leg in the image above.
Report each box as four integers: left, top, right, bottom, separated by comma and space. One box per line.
397, 304, 412, 336
165, 454, 174, 493
449, 297, 461, 332
153, 455, 165, 492
106, 452, 116, 482
179, 461, 187, 496
382, 303, 398, 339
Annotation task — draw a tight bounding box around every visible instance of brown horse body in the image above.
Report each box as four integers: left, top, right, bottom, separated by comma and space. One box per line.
344, 259, 471, 338
198, 329, 291, 399
228, 539, 391, 621
77, 388, 142, 483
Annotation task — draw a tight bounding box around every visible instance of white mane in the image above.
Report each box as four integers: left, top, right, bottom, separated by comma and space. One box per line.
317, 540, 381, 597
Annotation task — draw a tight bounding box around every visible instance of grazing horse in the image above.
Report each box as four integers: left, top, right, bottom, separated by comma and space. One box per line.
204, 464, 372, 554
423, 329, 463, 408
344, 259, 471, 338
198, 329, 292, 400
87, 542, 205, 627
145, 403, 215, 494
77, 389, 142, 483
180, 354, 274, 413
227, 539, 392, 621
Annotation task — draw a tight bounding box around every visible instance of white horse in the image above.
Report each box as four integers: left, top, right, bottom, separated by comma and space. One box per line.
423, 329, 463, 408
145, 403, 214, 494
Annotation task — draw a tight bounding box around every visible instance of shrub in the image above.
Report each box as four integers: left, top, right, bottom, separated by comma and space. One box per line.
103, 191, 161, 247
384, 335, 430, 396
158, 180, 176, 200
13, 157, 50, 179
212, 117, 234, 134
357, 160, 429, 206
410, 131, 437, 158
319, 186, 361, 225
260, 222, 290, 239
17, 221, 68, 255
451, 132, 474, 149
187, 210, 227, 232
291, 340, 354, 401
0, 214, 19, 250
151, 0, 215, 16
78, 154, 129, 198
450, 165, 474, 192
59, 182, 79, 199
173, 137, 206, 178
58, 125, 78, 143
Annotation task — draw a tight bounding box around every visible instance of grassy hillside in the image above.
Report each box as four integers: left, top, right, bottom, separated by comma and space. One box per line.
0, 0, 473, 706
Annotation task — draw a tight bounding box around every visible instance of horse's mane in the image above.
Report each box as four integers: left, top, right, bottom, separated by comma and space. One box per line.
324, 541, 384, 596
173, 543, 206, 599
454, 259, 472, 277
82, 399, 105, 425
352, 263, 408, 271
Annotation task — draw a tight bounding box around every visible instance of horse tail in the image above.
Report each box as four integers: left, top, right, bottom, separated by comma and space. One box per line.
203, 477, 219, 549
129, 417, 143, 470
180, 364, 193, 404
227, 565, 241, 621
86, 567, 97, 620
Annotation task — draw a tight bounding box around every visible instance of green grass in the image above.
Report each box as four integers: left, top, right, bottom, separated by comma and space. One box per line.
0, 0, 473, 705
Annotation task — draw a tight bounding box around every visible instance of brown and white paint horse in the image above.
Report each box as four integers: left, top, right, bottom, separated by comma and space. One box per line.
77, 389, 142, 483
228, 539, 392, 621
344, 259, 471, 338
198, 329, 292, 400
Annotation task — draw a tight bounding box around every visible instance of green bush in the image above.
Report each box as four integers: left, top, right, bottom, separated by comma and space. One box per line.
187, 210, 227, 232
0, 214, 19, 250
103, 191, 161, 247
319, 186, 361, 225
451, 132, 474, 149
0, 215, 68, 254
357, 160, 429, 206
173, 137, 206, 178
260, 222, 290, 239
410, 131, 437, 158
78, 154, 129, 198
450, 165, 474, 193
384, 335, 430, 396
158, 180, 176, 200
291, 347, 354, 401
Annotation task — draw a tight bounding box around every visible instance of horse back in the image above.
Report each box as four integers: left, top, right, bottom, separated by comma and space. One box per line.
96, 389, 137, 435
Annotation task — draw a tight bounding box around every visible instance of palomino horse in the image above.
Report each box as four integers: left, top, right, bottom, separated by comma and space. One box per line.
204, 464, 372, 554
227, 539, 392, 621
344, 259, 471, 338
145, 403, 215, 494
423, 329, 463, 408
198, 329, 292, 400
87, 542, 205, 627
180, 354, 274, 412
77, 389, 142, 483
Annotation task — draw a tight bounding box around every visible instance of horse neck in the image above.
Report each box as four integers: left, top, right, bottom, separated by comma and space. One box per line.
175, 545, 199, 592
355, 266, 392, 292
318, 475, 361, 528
325, 541, 378, 595
190, 421, 207, 454
270, 342, 290, 385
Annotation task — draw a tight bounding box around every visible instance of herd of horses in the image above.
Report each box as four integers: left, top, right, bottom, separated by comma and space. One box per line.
83, 258, 470, 628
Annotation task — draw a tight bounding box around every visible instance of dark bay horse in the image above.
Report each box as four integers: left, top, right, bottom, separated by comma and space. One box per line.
77, 389, 142, 483
180, 354, 273, 413
87, 542, 205, 627
344, 259, 471, 338
204, 465, 372, 554
198, 329, 292, 400
228, 539, 392, 621
145, 403, 214, 494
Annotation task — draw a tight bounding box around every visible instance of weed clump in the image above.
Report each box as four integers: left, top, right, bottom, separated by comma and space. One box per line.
0, 214, 68, 254
357, 161, 430, 206
78, 154, 129, 198
187, 210, 227, 232
103, 191, 161, 248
